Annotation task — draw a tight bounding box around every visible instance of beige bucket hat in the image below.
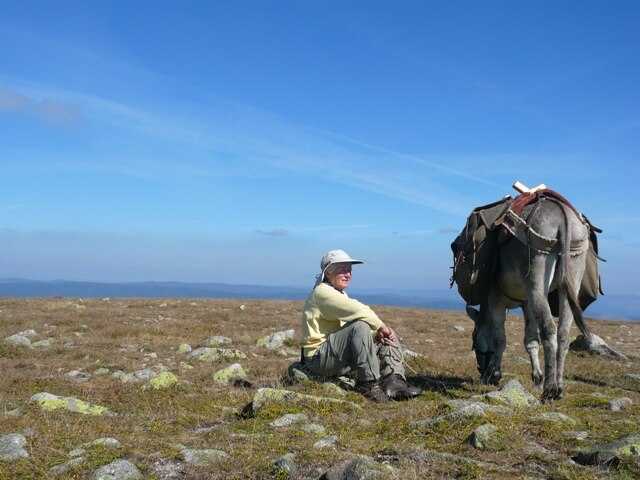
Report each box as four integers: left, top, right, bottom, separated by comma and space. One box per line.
317, 249, 364, 283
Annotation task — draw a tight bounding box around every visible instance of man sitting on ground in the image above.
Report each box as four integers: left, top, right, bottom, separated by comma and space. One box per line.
300, 249, 422, 402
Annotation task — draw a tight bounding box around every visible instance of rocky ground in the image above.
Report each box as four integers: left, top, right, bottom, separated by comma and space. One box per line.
1, 298, 639, 479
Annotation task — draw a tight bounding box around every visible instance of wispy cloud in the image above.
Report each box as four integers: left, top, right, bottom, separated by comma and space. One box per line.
0, 87, 82, 125
255, 228, 289, 237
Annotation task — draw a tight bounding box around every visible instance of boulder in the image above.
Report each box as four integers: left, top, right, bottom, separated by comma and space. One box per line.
0, 433, 29, 462
572, 433, 640, 467
270, 413, 309, 428
212, 363, 248, 384
467, 423, 499, 450
31, 392, 111, 416
92, 459, 143, 480
243, 388, 361, 417
256, 329, 295, 350
569, 334, 627, 360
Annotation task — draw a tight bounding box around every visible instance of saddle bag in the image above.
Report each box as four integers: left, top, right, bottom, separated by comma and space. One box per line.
450, 197, 512, 306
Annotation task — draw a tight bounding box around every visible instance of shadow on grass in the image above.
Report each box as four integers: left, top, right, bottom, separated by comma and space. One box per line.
408, 373, 474, 393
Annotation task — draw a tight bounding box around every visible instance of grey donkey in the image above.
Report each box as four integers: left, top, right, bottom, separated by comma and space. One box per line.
465, 197, 590, 402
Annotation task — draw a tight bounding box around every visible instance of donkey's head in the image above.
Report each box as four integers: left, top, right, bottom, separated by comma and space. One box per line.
466, 305, 502, 386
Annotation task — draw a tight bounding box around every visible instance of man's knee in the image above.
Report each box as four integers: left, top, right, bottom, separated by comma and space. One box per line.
349, 320, 373, 341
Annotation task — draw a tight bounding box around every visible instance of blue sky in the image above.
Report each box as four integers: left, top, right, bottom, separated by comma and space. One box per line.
1, 1, 639, 294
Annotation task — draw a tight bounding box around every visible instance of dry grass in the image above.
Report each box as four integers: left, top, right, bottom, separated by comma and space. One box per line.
1, 298, 639, 479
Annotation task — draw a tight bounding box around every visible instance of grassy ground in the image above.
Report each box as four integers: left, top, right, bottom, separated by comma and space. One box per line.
1, 298, 639, 479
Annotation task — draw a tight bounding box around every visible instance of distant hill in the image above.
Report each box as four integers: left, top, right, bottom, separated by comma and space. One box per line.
0, 278, 637, 321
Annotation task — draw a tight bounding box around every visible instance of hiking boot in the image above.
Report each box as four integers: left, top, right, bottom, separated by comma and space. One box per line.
355, 380, 389, 403
382, 374, 422, 401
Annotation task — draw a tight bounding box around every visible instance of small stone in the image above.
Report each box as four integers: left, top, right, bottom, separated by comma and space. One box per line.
149, 458, 185, 480
573, 433, 640, 466
563, 431, 589, 441
256, 329, 295, 350
32, 338, 54, 348
177, 343, 192, 354
270, 413, 309, 428
245, 388, 361, 417
286, 362, 311, 384
272, 453, 296, 476
179, 362, 194, 370
625, 373, 640, 382
180, 447, 229, 466
189, 347, 246, 362
4, 334, 32, 348
16, 329, 38, 338
0, 433, 29, 461
85, 438, 122, 449
313, 435, 337, 449
320, 456, 382, 479
321, 382, 347, 397
478, 379, 539, 408
49, 457, 86, 477
205, 336, 232, 347
452, 325, 465, 332
69, 448, 87, 458
239, 304, 246, 311
94, 368, 110, 376
609, 397, 633, 412
31, 392, 110, 416
65, 370, 92, 382
92, 459, 142, 480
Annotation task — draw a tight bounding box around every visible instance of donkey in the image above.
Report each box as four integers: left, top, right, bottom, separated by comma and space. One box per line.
465, 196, 590, 401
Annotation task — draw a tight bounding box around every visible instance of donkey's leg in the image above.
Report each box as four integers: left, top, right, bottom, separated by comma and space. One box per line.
522, 304, 543, 387
527, 254, 558, 402
555, 288, 572, 399
485, 289, 507, 386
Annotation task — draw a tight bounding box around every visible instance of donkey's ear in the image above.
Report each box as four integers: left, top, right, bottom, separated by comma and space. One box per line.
465, 305, 480, 323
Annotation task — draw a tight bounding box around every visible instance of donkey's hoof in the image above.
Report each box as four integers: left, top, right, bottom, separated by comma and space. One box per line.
541, 384, 560, 403
531, 373, 544, 388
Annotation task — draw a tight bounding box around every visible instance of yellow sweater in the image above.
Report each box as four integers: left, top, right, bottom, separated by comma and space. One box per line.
301, 282, 385, 357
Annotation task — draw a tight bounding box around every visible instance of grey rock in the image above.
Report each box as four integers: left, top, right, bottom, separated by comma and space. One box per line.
212, 363, 248, 384
49, 457, 86, 477
272, 453, 297, 477
413, 399, 509, 429
270, 413, 309, 428
4, 334, 32, 348
321, 382, 347, 397
177, 343, 192, 354
286, 362, 312, 384
609, 397, 633, 412
569, 334, 627, 360
256, 329, 295, 350
206, 335, 232, 346
92, 459, 143, 480
65, 370, 92, 382
452, 325, 465, 332
467, 423, 499, 450
625, 373, 640, 382
5, 407, 24, 417
188, 347, 246, 362
0, 433, 29, 462
532, 412, 577, 426
69, 448, 87, 458
320, 456, 382, 479
313, 435, 338, 449
572, 433, 640, 466
94, 368, 111, 376
244, 388, 360, 417
16, 329, 38, 338
149, 458, 185, 480
85, 438, 122, 449
180, 448, 229, 466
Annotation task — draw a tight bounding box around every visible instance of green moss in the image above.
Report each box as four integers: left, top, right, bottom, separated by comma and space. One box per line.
149, 372, 178, 390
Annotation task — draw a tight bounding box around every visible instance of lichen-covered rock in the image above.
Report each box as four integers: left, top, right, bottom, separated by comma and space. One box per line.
467, 424, 499, 450
31, 392, 110, 416
321, 382, 347, 397
4, 334, 32, 348
180, 447, 229, 466
572, 433, 640, 467
532, 412, 577, 426
32, 338, 54, 348
92, 459, 143, 480
94, 368, 111, 376
313, 435, 338, 449
412, 400, 509, 429
245, 388, 361, 417
608, 397, 633, 412
206, 336, 232, 346
256, 329, 295, 350
149, 458, 185, 480
477, 379, 539, 408
213, 363, 247, 384
563, 431, 589, 441
188, 347, 246, 362
320, 456, 383, 479
65, 370, 92, 382
149, 371, 178, 390
177, 343, 192, 354
0, 433, 29, 462
16, 329, 38, 338
301, 423, 326, 435
286, 362, 312, 384
270, 413, 309, 428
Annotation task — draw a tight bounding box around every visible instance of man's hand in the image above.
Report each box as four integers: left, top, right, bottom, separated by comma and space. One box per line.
375, 325, 399, 345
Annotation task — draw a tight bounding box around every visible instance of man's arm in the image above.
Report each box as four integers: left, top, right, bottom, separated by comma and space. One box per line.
316, 285, 385, 331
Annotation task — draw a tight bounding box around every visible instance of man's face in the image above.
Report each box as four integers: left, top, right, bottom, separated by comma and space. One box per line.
326, 263, 352, 291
